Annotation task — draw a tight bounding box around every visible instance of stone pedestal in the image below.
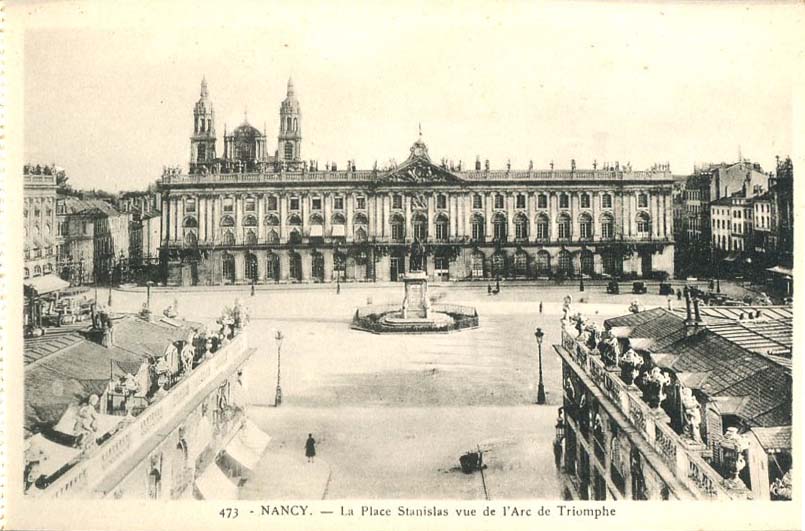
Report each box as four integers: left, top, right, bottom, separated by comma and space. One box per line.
401, 271, 431, 319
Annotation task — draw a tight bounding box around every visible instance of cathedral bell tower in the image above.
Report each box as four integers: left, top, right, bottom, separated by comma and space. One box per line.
190, 76, 216, 172
278, 77, 302, 166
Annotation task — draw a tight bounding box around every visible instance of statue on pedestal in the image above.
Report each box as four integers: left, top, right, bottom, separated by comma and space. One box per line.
641, 367, 671, 409
409, 240, 425, 272
619, 348, 643, 386
680, 387, 702, 443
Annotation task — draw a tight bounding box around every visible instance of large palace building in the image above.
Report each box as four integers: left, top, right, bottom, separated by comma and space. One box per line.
158, 78, 675, 286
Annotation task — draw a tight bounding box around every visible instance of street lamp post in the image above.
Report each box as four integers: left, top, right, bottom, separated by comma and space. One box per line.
146, 280, 154, 310
107, 264, 113, 307
535, 327, 546, 405
275, 330, 284, 407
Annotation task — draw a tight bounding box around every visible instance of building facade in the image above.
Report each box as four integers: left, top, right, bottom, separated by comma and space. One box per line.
23, 166, 59, 281
57, 198, 131, 285
158, 79, 676, 286
24, 305, 262, 499
553, 302, 792, 501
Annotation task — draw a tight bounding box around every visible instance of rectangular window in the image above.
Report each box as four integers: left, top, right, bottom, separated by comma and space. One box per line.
538, 194, 547, 209
267, 196, 278, 211
516, 194, 526, 209
290, 197, 300, 211
223, 197, 234, 213
472, 194, 483, 209
245, 197, 256, 212
436, 194, 447, 209
334, 197, 344, 210
356, 197, 366, 210
559, 194, 569, 209
185, 198, 196, 213
580, 194, 590, 209
392, 194, 403, 209
638, 194, 648, 208
392, 223, 404, 241
312, 197, 322, 210
602, 194, 612, 208
494, 194, 504, 209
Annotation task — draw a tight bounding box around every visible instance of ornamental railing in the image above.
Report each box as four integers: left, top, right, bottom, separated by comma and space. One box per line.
561, 328, 737, 500
35, 331, 251, 499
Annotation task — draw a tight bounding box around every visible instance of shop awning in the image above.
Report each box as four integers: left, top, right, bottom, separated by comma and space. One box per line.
224, 434, 261, 471
239, 419, 271, 456
331, 224, 345, 237
24, 274, 69, 295
766, 266, 793, 277
309, 225, 323, 237
195, 463, 239, 500
26, 434, 81, 479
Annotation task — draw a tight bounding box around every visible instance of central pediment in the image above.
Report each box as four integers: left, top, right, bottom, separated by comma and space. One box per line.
379, 157, 464, 184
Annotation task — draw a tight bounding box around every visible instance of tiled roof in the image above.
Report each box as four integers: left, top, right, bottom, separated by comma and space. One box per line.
605, 308, 687, 350
24, 331, 86, 365
749, 426, 791, 451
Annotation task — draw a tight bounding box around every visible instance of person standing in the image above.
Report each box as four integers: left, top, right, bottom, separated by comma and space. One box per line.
539, 301, 543, 314
305, 433, 316, 463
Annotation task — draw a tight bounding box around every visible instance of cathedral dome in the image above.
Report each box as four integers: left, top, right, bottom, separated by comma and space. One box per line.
232, 121, 263, 139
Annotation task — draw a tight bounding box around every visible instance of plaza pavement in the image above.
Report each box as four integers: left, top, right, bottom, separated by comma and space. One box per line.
104, 282, 753, 499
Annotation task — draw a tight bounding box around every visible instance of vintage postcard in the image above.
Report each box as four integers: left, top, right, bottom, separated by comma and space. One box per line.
2, 1, 802, 530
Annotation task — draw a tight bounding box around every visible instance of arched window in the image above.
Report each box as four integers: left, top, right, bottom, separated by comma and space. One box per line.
197, 144, 206, 162
332, 212, 346, 225
390, 214, 405, 241
288, 229, 302, 244
491, 252, 506, 277
354, 227, 367, 242
514, 250, 528, 277
284, 142, 294, 160
514, 213, 528, 240
220, 215, 235, 227
34, 265, 42, 276
24, 267, 30, 279
413, 213, 427, 241
289, 252, 302, 281
243, 215, 257, 227
266, 252, 280, 281
493, 212, 507, 241
265, 214, 280, 226
293, 117, 298, 131
557, 250, 573, 275
601, 213, 614, 240
245, 229, 257, 246
471, 251, 485, 278
183, 216, 198, 228
536, 214, 549, 240
558, 214, 571, 240
536, 251, 551, 275
184, 231, 198, 246
245, 253, 258, 281
267, 229, 280, 244
353, 212, 369, 225
579, 213, 593, 240
471, 213, 485, 241
435, 214, 449, 241
222, 230, 236, 246
288, 214, 302, 227
636, 212, 651, 236
580, 250, 594, 276
44, 263, 53, 274
286, 117, 292, 132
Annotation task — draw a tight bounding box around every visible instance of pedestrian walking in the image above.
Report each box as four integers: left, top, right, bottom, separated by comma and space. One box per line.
676, 289, 682, 301
487, 283, 492, 295
251, 283, 255, 297
539, 301, 543, 314
305, 433, 316, 463
336, 279, 341, 295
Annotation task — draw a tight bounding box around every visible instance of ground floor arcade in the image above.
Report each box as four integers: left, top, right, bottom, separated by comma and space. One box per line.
162, 243, 674, 286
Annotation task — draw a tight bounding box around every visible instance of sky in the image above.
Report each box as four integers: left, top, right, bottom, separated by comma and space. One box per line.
15, 0, 802, 192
